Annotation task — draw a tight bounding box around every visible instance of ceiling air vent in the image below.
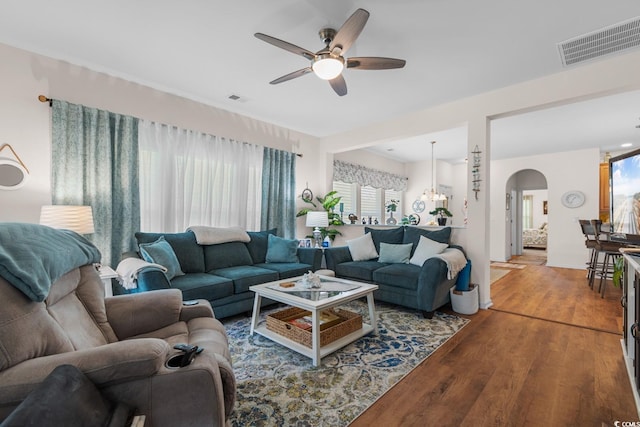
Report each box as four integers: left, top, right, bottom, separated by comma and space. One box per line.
558, 16, 640, 66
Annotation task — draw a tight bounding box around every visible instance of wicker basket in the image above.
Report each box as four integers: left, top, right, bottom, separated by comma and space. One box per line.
266, 306, 362, 348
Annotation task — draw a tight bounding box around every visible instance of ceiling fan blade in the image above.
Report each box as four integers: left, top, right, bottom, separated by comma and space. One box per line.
270, 68, 313, 85
329, 74, 347, 96
347, 57, 406, 70
329, 8, 369, 55
254, 33, 316, 60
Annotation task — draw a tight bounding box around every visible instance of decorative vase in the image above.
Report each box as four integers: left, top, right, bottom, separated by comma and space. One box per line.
386, 212, 397, 225
437, 217, 447, 226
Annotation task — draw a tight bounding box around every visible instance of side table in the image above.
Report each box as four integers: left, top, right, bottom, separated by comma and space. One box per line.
97, 265, 118, 297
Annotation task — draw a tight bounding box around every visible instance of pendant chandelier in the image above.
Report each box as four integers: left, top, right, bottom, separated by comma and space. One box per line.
421, 141, 447, 202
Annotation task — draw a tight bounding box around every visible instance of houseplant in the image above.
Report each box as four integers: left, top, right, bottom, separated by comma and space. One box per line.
297, 190, 344, 241
429, 207, 453, 226
613, 256, 625, 288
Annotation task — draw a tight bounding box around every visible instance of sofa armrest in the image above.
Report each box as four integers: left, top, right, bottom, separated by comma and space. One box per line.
297, 247, 323, 270
112, 252, 172, 296
105, 289, 184, 339
416, 252, 468, 313
0, 339, 168, 404
324, 246, 353, 271
449, 244, 466, 256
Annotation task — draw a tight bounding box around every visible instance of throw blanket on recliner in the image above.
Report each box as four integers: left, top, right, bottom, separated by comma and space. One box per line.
116, 257, 167, 290
186, 225, 250, 245
0, 223, 101, 302
431, 248, 467, 280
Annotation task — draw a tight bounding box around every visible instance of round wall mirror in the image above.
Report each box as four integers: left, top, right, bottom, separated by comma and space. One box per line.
0, 158, 29, 190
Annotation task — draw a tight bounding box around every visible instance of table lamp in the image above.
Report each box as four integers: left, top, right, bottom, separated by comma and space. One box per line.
305, 211, 328, 248
39, 205, 95, 235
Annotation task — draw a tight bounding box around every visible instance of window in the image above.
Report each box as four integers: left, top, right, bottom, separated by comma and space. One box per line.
523, 195, 533, 229
333, 181, 402, 223
361, 186, 382, 221
385, 189, 403, 219
333, 181, 356, 216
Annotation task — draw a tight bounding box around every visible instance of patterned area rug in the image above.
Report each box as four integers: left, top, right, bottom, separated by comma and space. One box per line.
223, 300, 469, 427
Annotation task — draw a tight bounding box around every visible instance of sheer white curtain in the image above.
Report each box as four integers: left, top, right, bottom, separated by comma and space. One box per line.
139, 120, 263, 232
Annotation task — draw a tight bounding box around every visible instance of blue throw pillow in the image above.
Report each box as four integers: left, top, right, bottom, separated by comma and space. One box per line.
246, 228, 278, 264
378, 242, 413, 264
265, 234, 299, 263
364, 226, 404, 253
139, 236, 185, 280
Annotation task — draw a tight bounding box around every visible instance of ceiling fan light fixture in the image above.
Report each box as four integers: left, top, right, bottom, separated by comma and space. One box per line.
312, 54, 344, 80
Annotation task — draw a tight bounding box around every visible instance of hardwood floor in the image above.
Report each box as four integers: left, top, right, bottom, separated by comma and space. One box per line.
350, 265, 637, 427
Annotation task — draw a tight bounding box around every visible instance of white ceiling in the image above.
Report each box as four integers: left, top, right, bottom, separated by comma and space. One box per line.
1, 0, 639, 162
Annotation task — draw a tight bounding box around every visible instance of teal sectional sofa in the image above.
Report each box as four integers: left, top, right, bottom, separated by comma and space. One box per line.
114, 229, 323, 318
324, 226, 466, 318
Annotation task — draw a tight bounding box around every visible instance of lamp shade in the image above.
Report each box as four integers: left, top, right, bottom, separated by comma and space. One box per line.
305, 211, 329, 228
39, 205, 95, 235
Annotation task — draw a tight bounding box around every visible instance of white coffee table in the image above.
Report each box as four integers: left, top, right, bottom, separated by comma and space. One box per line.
250, 275, 378, 366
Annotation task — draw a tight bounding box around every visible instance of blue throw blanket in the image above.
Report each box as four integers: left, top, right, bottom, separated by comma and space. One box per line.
0, 223, 101, 302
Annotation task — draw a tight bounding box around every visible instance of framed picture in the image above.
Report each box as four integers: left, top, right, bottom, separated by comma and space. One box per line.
543, 200, 548, 215
298, 238, 312, 248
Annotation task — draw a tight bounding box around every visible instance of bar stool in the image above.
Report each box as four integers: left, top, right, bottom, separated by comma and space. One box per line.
590, 220, 626, 298
579, 219, 600, 285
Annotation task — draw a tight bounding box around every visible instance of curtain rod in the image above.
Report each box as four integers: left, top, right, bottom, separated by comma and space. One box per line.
37, 94, 302, 157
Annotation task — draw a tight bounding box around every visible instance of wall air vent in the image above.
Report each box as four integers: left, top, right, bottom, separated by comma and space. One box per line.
558, 16, 640, 66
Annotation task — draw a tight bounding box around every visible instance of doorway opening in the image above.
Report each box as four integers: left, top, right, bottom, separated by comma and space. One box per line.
506, 169, 548, 265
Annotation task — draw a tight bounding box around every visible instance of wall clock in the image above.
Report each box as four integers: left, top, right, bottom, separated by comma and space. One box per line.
412, 199, 425, 213
561, 190, 585, 208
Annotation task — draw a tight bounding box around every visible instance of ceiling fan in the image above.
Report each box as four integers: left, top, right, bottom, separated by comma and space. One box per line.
254, 8, 406, 96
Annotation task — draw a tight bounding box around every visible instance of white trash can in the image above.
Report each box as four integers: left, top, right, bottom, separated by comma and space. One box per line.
450, 284, 479, 315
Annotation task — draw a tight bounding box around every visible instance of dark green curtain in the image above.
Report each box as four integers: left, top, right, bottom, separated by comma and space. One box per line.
52, 100, 139, 266
261, 148, 296, 238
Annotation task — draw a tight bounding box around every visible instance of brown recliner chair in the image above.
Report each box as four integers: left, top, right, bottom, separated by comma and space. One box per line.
0, 225, 235, 427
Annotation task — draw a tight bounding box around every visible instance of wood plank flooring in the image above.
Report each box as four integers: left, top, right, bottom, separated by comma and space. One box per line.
350, 264, 637, 427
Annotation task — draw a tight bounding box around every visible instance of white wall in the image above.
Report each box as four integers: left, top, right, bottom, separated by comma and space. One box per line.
320, 50, 640, 308
0, 42, 321, 230
490, 148, 599, 269
2, 39, 640, 308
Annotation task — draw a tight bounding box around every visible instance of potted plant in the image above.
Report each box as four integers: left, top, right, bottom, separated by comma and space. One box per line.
401, 214, 419, 225
296, 190, 344, 241
429, 207, 452, 226
613, 256, 625, 288
385, 199, 399, 225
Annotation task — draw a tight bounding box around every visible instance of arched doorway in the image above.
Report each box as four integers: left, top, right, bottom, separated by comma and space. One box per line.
506, 169, 548, 263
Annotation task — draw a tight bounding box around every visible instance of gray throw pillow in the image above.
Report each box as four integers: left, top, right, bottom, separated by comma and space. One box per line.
139, 236, 185, 280
265, 234, 300, 263
378, 242, 413, 264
